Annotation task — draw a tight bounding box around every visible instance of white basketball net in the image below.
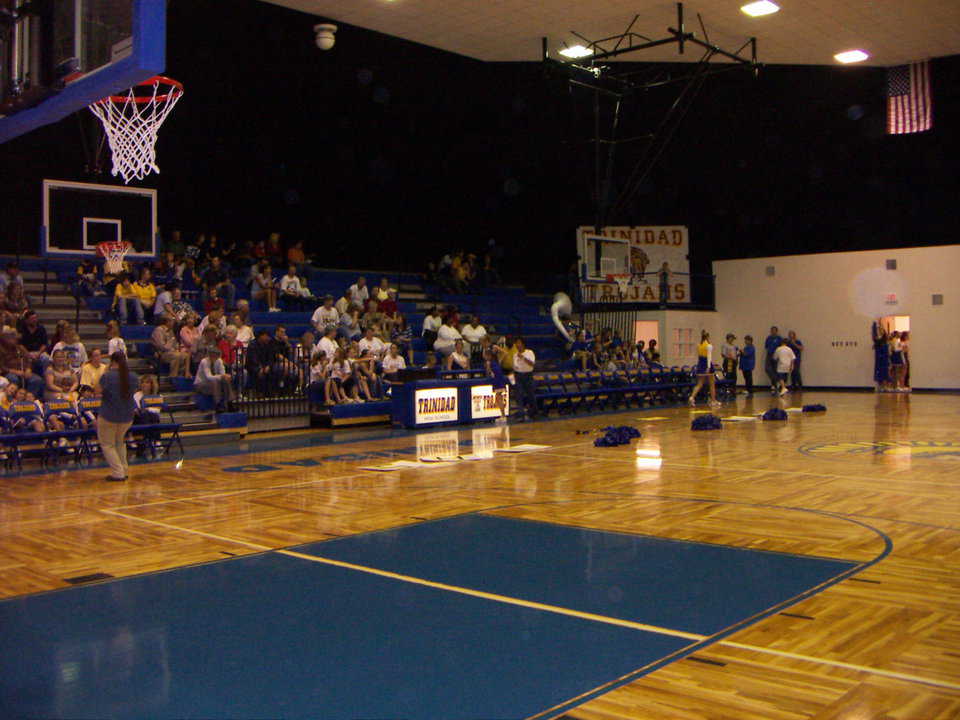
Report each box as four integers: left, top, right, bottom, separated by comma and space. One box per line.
612, 275, 631, 296
89, 76, 183, 184
98, 242, 131, 275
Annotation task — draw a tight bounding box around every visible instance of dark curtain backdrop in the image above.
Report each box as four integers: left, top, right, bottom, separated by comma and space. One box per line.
1, 0, 957, 283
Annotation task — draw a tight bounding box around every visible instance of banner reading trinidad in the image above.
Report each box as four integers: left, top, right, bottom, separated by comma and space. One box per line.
577, 225, 691, 304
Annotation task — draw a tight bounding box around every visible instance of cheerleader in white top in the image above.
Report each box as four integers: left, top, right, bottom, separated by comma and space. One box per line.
889, 331, 907, 391
688, 331, 720, 408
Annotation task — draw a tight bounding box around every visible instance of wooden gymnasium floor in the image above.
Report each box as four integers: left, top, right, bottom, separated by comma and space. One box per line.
1, 390, 959, 719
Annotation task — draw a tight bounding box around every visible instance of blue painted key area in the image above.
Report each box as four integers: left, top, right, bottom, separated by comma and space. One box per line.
296, 514, 858, 635
0, 513, 858, 718
0, 551, 688, 720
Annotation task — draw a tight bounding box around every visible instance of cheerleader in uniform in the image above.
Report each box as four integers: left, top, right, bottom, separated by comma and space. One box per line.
872, 322, 890, 391
485, 346, 509, 424
889, 331, 906, 391
688, 331, 720, 408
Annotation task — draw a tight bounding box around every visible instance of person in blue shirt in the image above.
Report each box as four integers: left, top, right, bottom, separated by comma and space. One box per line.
763, 326, 782, 395
740, 335, 756, 395
98, 351, 139, 482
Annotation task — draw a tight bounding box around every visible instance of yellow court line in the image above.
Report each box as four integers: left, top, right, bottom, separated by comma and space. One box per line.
276, 549, 705, 640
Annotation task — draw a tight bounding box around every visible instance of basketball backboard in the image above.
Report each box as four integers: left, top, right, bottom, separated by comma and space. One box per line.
42, 178, 158, 259
0, 0, 165, 144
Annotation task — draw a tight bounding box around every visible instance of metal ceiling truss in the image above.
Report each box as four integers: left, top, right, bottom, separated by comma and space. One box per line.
542, 2, 761, 230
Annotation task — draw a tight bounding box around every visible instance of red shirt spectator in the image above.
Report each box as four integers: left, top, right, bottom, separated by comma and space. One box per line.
218, 337, 241, 365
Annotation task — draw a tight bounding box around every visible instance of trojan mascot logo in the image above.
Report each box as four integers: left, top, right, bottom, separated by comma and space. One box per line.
801, 440, 960, 459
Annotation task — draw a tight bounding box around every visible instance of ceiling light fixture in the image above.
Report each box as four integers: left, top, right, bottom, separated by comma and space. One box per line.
740, 1, 780, 17
559, 45, 593, 59
834, 49, 869, 64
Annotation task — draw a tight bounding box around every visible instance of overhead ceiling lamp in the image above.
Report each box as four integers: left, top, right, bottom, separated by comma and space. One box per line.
559, 44, 594, 59
834, 49, 869, 64
740, 1, 780, 17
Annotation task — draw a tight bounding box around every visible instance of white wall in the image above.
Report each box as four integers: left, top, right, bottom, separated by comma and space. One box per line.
714, 245, 959, 389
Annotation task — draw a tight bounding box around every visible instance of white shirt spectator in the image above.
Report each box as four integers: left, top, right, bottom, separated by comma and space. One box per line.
335, 295, 351, 316
107, 337, 128, 357
279, 274, 302, 295
358, 336, 387, 360
317, 335, 339, 361
198, 314, 226, 335
382, 354, 406, 374
514, 348, 536, 373
433, 324, 462, 356
448, 351, 469, 369
154, 289, 173, 317
773, 344, 796, 374
312, 305, 340, 329
422, 314, 441, 336
461, 323, 487, 345
348, 283, 369, 307
236, 324, 254, 347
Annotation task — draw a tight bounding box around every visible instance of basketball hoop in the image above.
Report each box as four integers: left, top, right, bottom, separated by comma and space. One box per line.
88, 76, 184, 184
96, 240, 132, 275
607, 273, 631, 298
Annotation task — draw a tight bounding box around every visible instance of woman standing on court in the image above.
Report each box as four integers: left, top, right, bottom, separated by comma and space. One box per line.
98, 351, 139, 482
688, 331, 719, 408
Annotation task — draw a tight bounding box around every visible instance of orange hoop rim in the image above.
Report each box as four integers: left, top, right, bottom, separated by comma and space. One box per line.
95, 240, 132, 256
94, 75, 184, 105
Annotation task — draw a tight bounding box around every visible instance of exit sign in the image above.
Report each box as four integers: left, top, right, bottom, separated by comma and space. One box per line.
885, 293, 898, 304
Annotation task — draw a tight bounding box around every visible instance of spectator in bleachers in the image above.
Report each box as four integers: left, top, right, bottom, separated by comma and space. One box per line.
202, 287, 225, 315
151, 315, 191, 378
165, 229, 185, 257
287, 240, 307, 273
334, 288, 352, 317
646, 339, 660, 363
460, 315, 487, 366
179, 314, 201, 362
106, 320, 127, 358
433, 318, 462, 357
252, 262, 281, 313
79, 348, 108, 394
445, 339, 470, 372
153, 282, 175, 321
265, 232, 284, 264
113, 274, 144, 325
295, 331, 316, 363
153, 251, 177, 282
421, 306, 441, 351
234, 299, 251, 326
308, 352, 332, 405
184, 233, 202, 262
4, 281, 29, 318
202, 235, 224, 266
570, 330, 593, 371
390, 317, 414, 365
198, 308, 226, 336
360, 299, 383, 333
317, 325, 339, 361
311, 295, 339, 334
358, 327, 387, 363
610, 330, 625, 361
0, 293, 15, 330
218, 325, 243, 374
52, 325, 87, 373
76, 258, 102, 296
347, 346, 376, 402
246, 329, 279, 395
279, 265, 307, 311
17, 310, 48, 373
132, 374, 163, 453
202, 256, 236, 311
194, 348, 235, 411
482, 252, 500, 287
44, 349, 79, 401
0, 262, 23, 294
196, 326, 220, 365
328, 347, 356, 404
378, 290, 401, 334
381, 343, 406, 383
348, 277, 369, 308
374, 277, 395, 303
339, 308, 362, 342
231, 313, 254, 347
1, 328, 43, 398
133, 268, 157, 323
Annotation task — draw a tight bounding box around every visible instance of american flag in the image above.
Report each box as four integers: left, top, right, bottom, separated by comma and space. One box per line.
887, 61, 932, 134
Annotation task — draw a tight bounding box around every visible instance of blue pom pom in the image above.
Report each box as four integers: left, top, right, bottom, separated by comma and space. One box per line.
594, 425, 641, 446
802, 404, 827, 412
691, 414, 722, 430
762, 408, 788, 421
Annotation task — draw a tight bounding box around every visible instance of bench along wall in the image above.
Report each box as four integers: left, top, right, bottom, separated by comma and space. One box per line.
713, 245, 958, 390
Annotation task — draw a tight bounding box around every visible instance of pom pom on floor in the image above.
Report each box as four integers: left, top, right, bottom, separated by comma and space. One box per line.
691, 414, 722, 431
594, 426, 641, 446
802, 404, 827, 412
762, 408, 788, 421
